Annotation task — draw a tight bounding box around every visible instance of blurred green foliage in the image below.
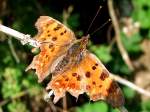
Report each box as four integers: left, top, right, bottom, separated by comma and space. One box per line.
77, 102, 108, 112
0, 0, 150, 112
132, 0, 150, 28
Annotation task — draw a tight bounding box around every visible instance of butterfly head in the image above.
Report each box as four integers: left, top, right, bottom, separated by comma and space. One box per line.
81, 34, 89, 44
79, 34, 90, 50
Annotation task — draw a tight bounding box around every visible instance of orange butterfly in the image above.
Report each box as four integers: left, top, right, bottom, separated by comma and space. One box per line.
26, 16, 124, 108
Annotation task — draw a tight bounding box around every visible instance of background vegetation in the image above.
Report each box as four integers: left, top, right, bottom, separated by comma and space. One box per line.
0, 0, 150, 112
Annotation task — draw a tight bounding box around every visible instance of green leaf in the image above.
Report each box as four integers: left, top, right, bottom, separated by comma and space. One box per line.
90, 45, 112, 63
142, 100, 150, 111
77, 102, 108, 112
132, 0, 150, 28
121, 32, 142, 53
7, 101, 29, 112
123, 87, 136, 99
2, 68, 22, 98
68, 13, 80, 29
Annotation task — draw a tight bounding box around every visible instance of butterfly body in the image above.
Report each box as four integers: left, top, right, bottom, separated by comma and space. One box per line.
52, 36, 89, 75
26, 16, 124, 108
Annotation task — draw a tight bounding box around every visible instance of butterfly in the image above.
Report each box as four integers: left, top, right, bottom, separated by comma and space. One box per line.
26, 16, 124, 108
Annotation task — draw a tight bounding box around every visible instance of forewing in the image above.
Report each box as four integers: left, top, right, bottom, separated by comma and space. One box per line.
26, 16, 76, 82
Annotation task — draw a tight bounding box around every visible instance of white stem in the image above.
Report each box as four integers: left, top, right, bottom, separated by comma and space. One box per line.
0, 24, 40, 47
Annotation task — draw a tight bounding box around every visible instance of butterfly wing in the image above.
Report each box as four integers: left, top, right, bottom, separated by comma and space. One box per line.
79, 53, 124, 107
47, 52, 124, 107
26, 16, 76, 82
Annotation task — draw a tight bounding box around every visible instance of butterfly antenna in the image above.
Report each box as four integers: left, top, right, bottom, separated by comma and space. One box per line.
90, 19, 111, 36
85, 5, 103, 35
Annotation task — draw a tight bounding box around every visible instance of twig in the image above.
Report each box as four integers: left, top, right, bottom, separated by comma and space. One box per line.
0, 24, 40, 47
110, 73, 150, 97
63, 95, 67, 112
48, 100, 58, 112
44, 90, 63, 112
108, 0, 134, 71
8, 38, 20, 63
62, 5, 74, 26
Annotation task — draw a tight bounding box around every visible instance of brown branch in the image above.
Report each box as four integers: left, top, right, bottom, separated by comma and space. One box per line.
108, 0, 134, 70
63, 95, 68, 112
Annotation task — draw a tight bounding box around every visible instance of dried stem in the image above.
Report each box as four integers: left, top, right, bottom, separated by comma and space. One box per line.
108, 0, 134, 70
8, 38, 20, 63
110, 73, 150, 97
62, 5, 74, 26
63, 95, 68, 112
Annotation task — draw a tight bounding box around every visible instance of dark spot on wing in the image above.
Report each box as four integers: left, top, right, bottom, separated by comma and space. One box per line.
85, 71, 91, 78
51, 47, 55, 52
41, 38, 46, 41
48, 34, 51, 37
65, 78, 69, 81
45, 54, 49, 58
52, 37, 57, 41
86, 85, 91, 90
72, 73, 77, 77
92, 81, 96, 85
99, 85, 102, 88
60, 32, 64, 35
100, 70, 109, 81
46, 24, 49, 27
95, 63, 98, 66
60, 30, 67, 36
49, 44, 53, 48
92, 66, 96, 70
53, 24, 62, 31
76, 75, 81, 81
64, 30, 67, 33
